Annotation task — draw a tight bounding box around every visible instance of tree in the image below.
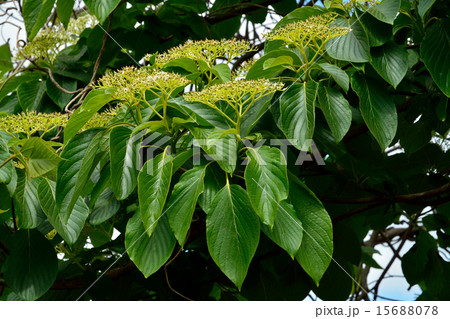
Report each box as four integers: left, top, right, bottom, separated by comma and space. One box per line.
0, 0, 449, 301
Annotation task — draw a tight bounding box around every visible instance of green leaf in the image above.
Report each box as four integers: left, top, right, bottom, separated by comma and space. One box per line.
38, 178, 89, 245
280, 81, 318, 151
367, 0, 401, 24
46, 75, 77, 110
212, 64, 231, 83
89, 163, 111, 208
436, 95, 448, 121
418, 0, 437, 19
261, 201, 303, 258
211, 16, 241, 39
0, 184, 11, 222
290, 175, 333, 285
56, 129, 104, 223
56, 0, 75, 29
0, 72, 39, 102
244, 146, 288, 227
84, 0, 121, 23
198, 163, 226, 214
0, 136, 13, 184
64, 88, 116, 143
89, 223, 113, 247
6, 166, 17, 196
89, 189, 120, 226
423, 253, 450, 299
172, 149, 193, 172
207, 184, 260, 290
313, 260, 353, 301
0, 44, 13, 73
14, 171, 44, 229
361, 251, 382, 269
191, 128, 238, 173
125, 212, 176, 278
351, 73, 397, 149
274, 6, 326, 29
168, 97, 231, 129
17, 80, 46, 111
357, 8, 392, 47
110, 126, 141, 200
240, 93, 273, 138
421, 19, 450, 97
317, 86, 352, 142
163, 57, 198, 73
371, 41, 408, 88
263, 56, 294, 69
20, 137, 62, 178
401, 231, 436, 285
4, 230, 58, 300
167, 166, 206, 246
272, 0, 300, 14
246, 50, 301, 80
318, 63, 349, 93
138, 147, 173, 237
325, 17, 370, 63
23, 0, 56, 40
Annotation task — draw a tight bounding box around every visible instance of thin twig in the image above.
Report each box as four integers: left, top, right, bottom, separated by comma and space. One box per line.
371, 226, 412, 300
164, 229, 194, 301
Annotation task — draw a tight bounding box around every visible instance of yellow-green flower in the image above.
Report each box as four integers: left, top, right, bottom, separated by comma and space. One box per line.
95, 67, 189, 103
347, 0, 381, 7
185, 79, 283, 136
19, 14, 97, 63
82, 107, 119, 130
185, 79, 284, 126
0, 108, 119, 137
232, 59, 257, 80
264, 13, 350, 48
147, 39, 256, 68
0, 112, 68, 137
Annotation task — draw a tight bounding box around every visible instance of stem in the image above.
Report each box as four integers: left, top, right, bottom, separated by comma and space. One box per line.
236, 115, 242, 138
294, 43, 310, 80
0, 155, 16, 170
206, 102, 237, 126
205, 70, 214, 84
309, 42, 326, 67
141, 98, 164, 120
240, 95, 257, 118
128, 105, 139, 124
171, 129, 188, 153
136, 106, 143, 124
161, 94, 170, 132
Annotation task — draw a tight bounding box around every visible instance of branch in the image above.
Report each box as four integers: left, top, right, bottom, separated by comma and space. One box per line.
205, 0, 284, 25
20, 54, 83, 95
231, 42, 264, 72
371, 226, 413, 299
363, 227, 416, 246
332, 201, 386, 223
323, 182, 450, 205
396, 182, 450, 202
353, 230, 379, 301
65, 14, 113, 113
88, 14, 112, 84
328, 182, 450, 222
